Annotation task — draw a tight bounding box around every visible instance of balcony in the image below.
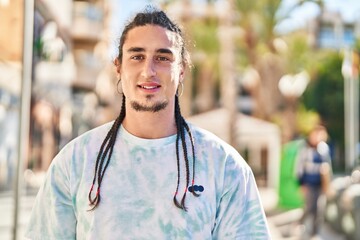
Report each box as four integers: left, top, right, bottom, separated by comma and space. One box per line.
71, 1, 103, 44
72, 49, 102, 90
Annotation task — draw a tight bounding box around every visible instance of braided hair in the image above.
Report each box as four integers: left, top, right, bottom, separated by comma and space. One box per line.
88, 7, 197, 211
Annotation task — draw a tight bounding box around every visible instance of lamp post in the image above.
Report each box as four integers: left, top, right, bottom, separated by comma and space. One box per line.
342, 48, 359, 172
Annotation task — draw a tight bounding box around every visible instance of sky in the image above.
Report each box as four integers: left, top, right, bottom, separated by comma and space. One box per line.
277, 0, 360, 33
108, 0, 360, 57
108, 0, 151, 59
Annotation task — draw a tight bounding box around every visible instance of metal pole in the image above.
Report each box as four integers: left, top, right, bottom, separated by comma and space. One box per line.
343, 49, 357, 173
353, 51, 359, 168
349, 72, 356, 171
346, 50, 359, 172
354, 79, 359, 168
13, 0, 34, 239
344, 73, 351, 171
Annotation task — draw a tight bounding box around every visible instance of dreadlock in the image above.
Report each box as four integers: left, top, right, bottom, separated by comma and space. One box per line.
173, 95, 199, 211
88, 95, 125, 209
88, 7, 197, 211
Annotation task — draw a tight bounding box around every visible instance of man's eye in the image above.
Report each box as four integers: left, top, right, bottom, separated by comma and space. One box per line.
157, 56, 169, 61
131, 55, 144, 60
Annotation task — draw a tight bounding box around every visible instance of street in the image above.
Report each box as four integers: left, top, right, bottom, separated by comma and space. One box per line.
0, 192, 34, 240
267, 208, 346, 240
260, 188, 346, 240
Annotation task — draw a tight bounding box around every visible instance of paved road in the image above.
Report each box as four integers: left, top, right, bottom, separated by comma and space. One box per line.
267, 207, 346, 240
261, 188, 346, 240
0, 192, 35, 240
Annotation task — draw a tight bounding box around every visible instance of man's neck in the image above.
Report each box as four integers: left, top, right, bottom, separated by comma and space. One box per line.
122, 103, 177, 139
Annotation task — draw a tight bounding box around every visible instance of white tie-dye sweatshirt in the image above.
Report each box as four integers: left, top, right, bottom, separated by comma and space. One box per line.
25, 122, 270, 239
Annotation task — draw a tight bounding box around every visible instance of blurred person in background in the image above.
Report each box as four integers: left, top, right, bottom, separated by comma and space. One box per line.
25, 6, 270, 239
295, 125, 332, 237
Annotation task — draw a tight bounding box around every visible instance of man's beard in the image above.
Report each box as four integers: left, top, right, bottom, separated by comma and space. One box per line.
130, 95, 168, 113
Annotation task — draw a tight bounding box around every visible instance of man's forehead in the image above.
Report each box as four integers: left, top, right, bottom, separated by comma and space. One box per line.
123, 25, 181, 52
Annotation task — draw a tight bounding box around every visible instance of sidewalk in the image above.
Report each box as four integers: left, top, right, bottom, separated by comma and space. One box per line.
259, 188, 346, 240
0, 192, 35, 240
267, 210, 346, 239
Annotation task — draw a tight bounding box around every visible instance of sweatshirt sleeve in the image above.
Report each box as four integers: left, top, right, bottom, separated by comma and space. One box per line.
25, 145, 77, 240
212, 153, 271, 239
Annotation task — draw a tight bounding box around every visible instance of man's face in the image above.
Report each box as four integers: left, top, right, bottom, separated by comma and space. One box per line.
118, 25, 184, 112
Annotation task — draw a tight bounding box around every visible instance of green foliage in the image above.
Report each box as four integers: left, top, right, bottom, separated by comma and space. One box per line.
188, 17, 221, 110
189, 18, 219, 56
34, 37, 48, 60
258, 0, 282, 41
283, 32, 313, 73
188, 17, 220, 80
302, 51, 345, 152
296, 104, 320, 136
234, 0, 258, 14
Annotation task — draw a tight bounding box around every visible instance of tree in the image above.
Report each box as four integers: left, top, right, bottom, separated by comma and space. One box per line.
189, 17, 220, 113
302, 51, 345, 170
234, 0, 286, 120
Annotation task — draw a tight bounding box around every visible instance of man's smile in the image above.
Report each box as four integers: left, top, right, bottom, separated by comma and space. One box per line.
137, 82, 161, 92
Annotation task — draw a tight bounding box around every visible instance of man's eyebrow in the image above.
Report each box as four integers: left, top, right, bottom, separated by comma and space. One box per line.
126, 47, 174, 55
127, 47, 145, 53
156, 48, 173, 55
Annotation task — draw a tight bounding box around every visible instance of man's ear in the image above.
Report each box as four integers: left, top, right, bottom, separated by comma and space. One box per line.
179, 62, 185, 81
114, 58, 121, 77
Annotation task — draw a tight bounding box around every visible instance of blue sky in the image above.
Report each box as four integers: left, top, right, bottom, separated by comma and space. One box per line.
108, 0, 360, 57
277, 0, 360, 33
108, 0, 151, 59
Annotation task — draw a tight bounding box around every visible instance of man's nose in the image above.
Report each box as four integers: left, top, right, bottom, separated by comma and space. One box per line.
141, 59, 156, 78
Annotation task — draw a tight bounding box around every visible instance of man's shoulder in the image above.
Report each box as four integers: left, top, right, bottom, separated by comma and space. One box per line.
81, 121, 114, 137
189, 123, 227, 145
188, 123, 242, 159
51, 121, 115, 166
189, 123, 251, 179
63, 121, 114, 150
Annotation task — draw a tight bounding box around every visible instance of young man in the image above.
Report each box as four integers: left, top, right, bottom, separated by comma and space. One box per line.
25, 8, 270, 239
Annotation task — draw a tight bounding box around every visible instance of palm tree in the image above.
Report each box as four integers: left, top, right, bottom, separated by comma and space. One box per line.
232, 0, 325, 140
190, 17, 220, 113
234, 0, 285, 120
217, 0, 238, 146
